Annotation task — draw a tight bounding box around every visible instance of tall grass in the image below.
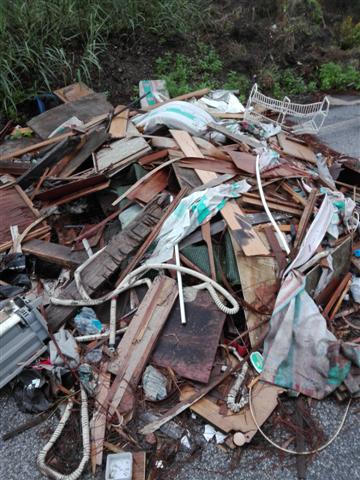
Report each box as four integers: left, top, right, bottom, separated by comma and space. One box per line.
0, 0, 207, 116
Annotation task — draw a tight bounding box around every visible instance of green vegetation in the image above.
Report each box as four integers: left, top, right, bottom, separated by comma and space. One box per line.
0, 0, 207, 115
319, 63, 360, 90
339, 16, 360, 49
155, 45, 251, 101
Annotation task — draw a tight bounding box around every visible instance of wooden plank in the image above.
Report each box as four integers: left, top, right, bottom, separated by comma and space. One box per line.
127, 169, 168, 203
277, 133, 317, 164
28, 93, 113, 139
240, 194, 303, 216
109, 107, 129, 139
22, 239, 87, 268
178, 157, 239, 175
35, 174, 108, 202
152, 290, 226, 383
132, 452, 146, 480
17, 136, 81, 189
107, 276, 178, 416
0, 160, 30, 176
90, 362, 111, 471
46, 195, 167, 332
54, 82, 94, 103
95, 137, 151, 173
281, 182, 308, 206
0, 132, 75, 162
170, 130, 269, 257
60, 127, 109, 177
138, 149, 168, 166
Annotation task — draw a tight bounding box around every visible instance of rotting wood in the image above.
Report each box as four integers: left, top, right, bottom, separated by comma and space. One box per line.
22, 239, 87, 269
46, 195, 168, 332
152, 289, 226, 383
115, 188, 188, 287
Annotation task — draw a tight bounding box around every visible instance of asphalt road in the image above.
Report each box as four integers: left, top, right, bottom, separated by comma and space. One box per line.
1, 96, 359, 480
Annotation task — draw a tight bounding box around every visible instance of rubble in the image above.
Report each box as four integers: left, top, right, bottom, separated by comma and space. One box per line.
0, 80, 359, 479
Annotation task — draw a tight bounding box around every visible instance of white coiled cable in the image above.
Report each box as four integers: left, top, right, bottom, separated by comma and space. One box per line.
37, 386, 90, 480
51, 262, 239, 315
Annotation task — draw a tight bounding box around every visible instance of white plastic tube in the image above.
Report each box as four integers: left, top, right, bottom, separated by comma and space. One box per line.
255, 154, 290, 255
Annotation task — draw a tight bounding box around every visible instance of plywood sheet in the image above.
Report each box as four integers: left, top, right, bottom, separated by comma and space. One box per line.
54, 82, 94, 103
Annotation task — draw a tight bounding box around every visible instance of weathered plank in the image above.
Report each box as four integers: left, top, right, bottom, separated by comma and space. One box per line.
27, 93, 112, 139
46, 195, 167, 332
107, 275, 178, 416
22, 239, 87, 269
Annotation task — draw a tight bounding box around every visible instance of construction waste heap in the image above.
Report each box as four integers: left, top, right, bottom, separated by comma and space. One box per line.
0, 80, 359, 480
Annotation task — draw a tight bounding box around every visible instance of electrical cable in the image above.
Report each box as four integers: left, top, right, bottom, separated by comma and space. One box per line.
37, 386, 90, 480
248, 383, 352, 455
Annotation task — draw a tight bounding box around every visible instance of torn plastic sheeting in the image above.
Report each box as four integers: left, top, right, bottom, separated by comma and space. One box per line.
261, 270, 360, 399
133, 100, 215, 136
49, 328, 79, 369
286, 194, 336, 274
147, 180, 251, 264
351, 277, 360, 303
139, 79, 170, 108
195, 90, 245, 113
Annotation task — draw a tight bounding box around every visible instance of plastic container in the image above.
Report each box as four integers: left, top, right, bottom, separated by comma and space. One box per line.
105, 452, 133, 480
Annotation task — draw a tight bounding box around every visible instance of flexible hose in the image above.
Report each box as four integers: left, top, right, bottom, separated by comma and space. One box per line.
248, 383, 352, 455
37, 386, 90, 480
256, 154, 290, 255
51, 263, 239, 315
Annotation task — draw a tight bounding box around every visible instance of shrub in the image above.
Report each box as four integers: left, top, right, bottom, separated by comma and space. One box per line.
319, 62, 360, 90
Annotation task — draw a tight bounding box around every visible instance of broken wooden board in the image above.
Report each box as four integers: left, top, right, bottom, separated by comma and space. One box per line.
277, 133, 317, 164
152, 290, 226, 384
228, 150, 256, 175
46, 195, 167, 332
22, 239, 87, 269
109, 107, 129, 139
127, 169, 168, 204
17, 136, 81, 189
34, 174, 110, 206
231, 235, 278, 347
59, 126, 109, 177
95, 136, 151, 174
170, 130, 269, 257
28, 93, 112, 139
0, 184, 48, 247
106, 276, 178, 417
208, 122, 262, 149
180, 382, 283, 442
54, 82, 94, 103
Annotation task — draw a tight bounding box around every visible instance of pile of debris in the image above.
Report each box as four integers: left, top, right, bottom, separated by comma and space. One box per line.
0, 81, 359, 480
